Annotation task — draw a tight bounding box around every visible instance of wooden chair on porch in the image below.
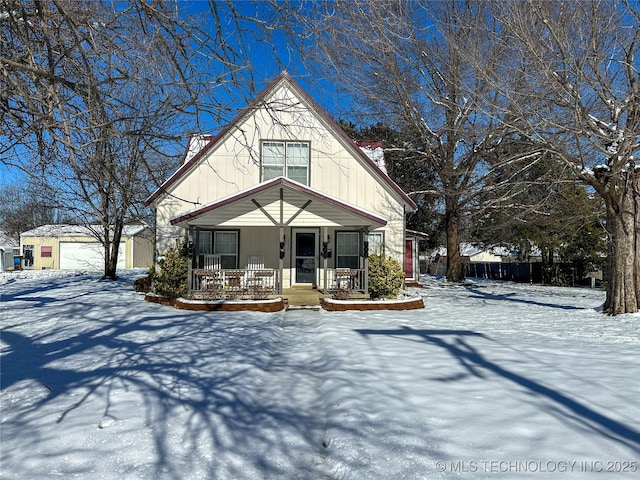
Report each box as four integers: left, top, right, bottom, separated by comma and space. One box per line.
246, 256, 273, 297
335, 268, 358, 290
247, 255, 264, 270
198, 254, 223, 293
204, 254, 221, 270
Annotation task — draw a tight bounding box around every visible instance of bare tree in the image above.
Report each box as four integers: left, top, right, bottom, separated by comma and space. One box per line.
480, 0, 639, 314
0, 0, 261, 279
0, 180, 59, 243
285, 0, 546, 282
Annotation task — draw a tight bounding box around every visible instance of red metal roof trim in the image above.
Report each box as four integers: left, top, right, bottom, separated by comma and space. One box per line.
169, 176, 388, 227
144, 74, 291, 207
145, 71, 417, 211
283, 75, 417, 211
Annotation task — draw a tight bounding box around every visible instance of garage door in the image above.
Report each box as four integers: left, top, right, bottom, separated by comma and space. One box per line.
59, 242, 126, 271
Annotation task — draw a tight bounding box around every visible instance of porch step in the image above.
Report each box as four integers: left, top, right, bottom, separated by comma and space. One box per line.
282, 287, 327, 308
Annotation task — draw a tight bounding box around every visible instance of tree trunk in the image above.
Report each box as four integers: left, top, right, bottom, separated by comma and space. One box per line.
103, 221, 124, 280
445, 199, 464, 282
635, 187, 640, 310
603, 174, 640, 315
540, 246, 550, 284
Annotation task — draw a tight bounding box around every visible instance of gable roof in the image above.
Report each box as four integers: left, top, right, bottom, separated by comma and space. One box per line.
170, 176, 388, 229
144, 71, 417, 211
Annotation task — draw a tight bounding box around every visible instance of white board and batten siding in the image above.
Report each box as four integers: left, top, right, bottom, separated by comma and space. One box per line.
153, 80, 410, 263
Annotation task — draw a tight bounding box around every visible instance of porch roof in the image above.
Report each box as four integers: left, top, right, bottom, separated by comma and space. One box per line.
170, 177, 387, 229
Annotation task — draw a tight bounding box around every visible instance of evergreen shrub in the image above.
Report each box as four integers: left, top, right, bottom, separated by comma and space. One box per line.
151, 242, 188, 298
368, 254, 405, 299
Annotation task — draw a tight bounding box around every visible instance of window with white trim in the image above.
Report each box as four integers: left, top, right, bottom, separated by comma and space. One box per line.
368, 232, 384, 256
197, 231, 212, 255
214, 231, 238, 269
196, 230, 238, 269
336, 232, 360, 269
262, 141, 310, 185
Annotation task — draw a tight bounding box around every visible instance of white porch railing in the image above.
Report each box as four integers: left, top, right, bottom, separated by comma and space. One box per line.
191, 267, 366, 297
191, 268, 279, 299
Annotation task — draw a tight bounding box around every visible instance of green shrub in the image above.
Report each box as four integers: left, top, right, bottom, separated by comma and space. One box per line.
368, 254, 405, 299
151, 242, 188, 298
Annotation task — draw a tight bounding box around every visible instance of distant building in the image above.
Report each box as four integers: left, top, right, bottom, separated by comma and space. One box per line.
0, 230, 20, 272
20, 224, 153, 271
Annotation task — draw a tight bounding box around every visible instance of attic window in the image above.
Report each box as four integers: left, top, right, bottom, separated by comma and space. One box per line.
262, 141, 309, 185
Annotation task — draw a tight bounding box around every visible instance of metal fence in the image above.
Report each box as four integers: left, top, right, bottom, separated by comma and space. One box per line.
427, 261, 600, 287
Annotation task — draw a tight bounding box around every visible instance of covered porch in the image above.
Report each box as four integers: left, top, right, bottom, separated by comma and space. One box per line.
170, 177, 388, 298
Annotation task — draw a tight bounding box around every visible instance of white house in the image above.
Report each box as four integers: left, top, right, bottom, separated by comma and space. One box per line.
145, 72, 421, 295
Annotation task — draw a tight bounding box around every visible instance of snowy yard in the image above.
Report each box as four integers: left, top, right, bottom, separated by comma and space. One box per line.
1, 270, 639, 479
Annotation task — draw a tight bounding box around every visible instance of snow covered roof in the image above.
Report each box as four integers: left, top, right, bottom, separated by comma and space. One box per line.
406, 229, 429, 239
431, 243, 522, 259
181, 134, 215, 166
356, 140, 387, 175
20, 224, 148, 238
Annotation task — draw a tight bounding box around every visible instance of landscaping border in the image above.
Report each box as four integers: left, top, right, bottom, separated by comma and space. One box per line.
144, 293, 424, 312
320, 296, 425, 311
144, 293, 285, 312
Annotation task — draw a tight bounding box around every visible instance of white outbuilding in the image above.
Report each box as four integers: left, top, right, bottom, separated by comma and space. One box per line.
20, 224, 154, 271
0, 245, 19, 272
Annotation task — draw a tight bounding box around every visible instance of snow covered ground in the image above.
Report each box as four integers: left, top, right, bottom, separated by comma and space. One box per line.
1, 269, 639, 479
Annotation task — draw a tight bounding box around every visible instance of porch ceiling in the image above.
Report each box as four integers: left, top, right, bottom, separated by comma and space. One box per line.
170, 177, 387, 229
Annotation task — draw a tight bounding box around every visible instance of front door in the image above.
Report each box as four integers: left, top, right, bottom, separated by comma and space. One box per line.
293, 229, 318, 285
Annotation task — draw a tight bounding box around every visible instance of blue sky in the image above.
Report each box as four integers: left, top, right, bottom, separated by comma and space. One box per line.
0, 163, 13, 187
182, 0, 345, 126
1, 1, 346, 189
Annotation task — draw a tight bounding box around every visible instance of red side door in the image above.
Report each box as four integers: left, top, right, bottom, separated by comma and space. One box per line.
405, 239, 414, 279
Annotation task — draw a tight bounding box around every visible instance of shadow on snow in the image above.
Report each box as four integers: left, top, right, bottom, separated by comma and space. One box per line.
463, 285, 585, 310
355, 325, 640, 455
0, 274, 331, 479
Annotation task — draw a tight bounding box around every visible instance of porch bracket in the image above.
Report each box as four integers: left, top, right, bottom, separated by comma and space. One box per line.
285, 199, 312, 226
251, 198, 280, 226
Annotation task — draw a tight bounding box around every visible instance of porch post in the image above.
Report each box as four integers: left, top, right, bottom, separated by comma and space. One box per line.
363, 227, 369, 295
279, 226, 284, 294
187, 225, 194, 294
322, 226, 328, 291
279, 188, 284, 295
